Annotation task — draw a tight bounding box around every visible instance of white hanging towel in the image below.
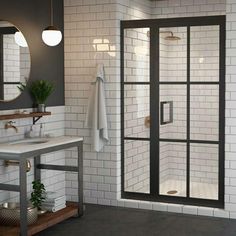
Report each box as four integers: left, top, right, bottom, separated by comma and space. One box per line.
85, 64, 109, 152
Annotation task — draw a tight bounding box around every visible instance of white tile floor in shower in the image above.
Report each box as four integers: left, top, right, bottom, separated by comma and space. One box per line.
160, 179, 218, 200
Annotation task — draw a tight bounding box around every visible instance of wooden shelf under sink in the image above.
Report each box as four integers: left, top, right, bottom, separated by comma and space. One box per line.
0, 202, 79, 236
0, 112, 51, 125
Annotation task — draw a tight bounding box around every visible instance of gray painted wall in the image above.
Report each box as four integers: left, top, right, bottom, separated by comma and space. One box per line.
0, 0, 64, 110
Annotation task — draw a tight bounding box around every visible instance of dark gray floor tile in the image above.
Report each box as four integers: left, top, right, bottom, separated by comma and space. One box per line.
36, 204, 236, 236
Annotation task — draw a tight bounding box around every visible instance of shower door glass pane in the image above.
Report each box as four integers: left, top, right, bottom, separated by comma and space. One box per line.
124, 140, 150, 194
123, 27, 151, 195
190, 144, 218, 199
190, 25, 219, 82
189, 25, 220, 200
124, 28, 150, 82
159, 27, 187, 82
160, 84, 187, 140
190, 85, 219, 141
124, 84, 150, 138
158, 26, 188, 198
159, 142, 186, 197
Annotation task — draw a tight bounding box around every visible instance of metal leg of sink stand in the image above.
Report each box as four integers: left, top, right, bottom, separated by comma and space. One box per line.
78, 141, 83, 216
34, 155, 41, 181
19, 159, 27, 236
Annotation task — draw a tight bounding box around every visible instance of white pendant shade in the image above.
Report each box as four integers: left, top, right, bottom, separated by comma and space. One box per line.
42, 0, 62, 47
42, 26, 62, 46
14, 31, 28, 47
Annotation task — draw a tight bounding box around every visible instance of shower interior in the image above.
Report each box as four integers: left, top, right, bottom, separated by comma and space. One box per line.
122, 16, 224, 207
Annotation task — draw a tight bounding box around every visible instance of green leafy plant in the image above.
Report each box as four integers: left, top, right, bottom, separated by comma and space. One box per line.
29, 80, 54, 104
30, 180, 46, 209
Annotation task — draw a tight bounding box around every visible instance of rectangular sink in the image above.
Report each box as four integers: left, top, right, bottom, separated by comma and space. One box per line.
0, 136, 83, 155
9, 138, 49, 145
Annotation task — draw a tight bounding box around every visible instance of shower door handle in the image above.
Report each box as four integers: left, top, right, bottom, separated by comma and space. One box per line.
160, 101, 173, 125
145, 116, 150, 128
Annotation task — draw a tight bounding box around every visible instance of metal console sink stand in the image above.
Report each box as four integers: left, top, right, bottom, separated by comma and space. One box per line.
0, 136, 83, 236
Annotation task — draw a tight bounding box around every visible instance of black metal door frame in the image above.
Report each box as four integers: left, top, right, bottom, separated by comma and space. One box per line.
121, 15, 225, 208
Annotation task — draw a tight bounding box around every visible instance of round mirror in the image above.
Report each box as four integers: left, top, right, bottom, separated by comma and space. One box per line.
0, 21, 30, 102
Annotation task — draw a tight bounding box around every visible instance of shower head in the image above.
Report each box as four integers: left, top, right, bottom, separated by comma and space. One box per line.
146, 30, 181, 41
164, 32, 181, 41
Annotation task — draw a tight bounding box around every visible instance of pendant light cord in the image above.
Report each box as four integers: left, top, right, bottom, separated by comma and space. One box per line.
50, 0, 53, 26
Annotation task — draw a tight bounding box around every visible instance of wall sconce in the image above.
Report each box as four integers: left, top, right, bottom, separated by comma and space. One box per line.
14, 31, 28, 48
42, 0, 62, 46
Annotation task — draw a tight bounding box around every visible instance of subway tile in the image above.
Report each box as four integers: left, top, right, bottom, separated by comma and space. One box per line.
198, 207, 214, 216
152, 202, 168, 212
214, 209, 230, 218
137, 201, 153, 210
183, 206, 198, 215
167, 204, 183, 213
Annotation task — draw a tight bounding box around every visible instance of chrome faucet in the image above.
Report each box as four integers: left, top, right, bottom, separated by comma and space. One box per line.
5, 121, 18, 133
39, 123, 44, 137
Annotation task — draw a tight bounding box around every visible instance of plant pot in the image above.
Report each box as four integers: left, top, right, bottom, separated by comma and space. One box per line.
37, 208, 47, 215
37, 104, 46, 113
0, 202, 38, 226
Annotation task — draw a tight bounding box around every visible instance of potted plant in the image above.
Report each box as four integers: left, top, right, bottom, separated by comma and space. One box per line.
30, 180, 46, 214
29, 80, 54, 112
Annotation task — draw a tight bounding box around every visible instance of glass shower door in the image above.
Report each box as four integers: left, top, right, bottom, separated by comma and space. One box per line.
158, 24, 221, 201
158, 27, 188, 197
189, 25, 220, 200
121, 16, 225, 208
123, 27, 151, 194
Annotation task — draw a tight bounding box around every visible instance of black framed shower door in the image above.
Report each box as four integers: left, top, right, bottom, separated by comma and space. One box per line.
121, 16, 225, 208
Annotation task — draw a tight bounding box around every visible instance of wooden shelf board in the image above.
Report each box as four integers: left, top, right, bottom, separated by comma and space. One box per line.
0, 202, 78, 236
0, 112, 51, 121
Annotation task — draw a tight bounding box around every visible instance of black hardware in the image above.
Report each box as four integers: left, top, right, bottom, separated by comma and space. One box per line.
33, 116, 43, 125
160, 101, 173, 125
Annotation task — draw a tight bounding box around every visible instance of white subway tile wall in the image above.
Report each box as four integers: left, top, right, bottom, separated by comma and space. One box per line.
63, 0, 234, 219
64, 0, 123, 204
151, 0, 225, 18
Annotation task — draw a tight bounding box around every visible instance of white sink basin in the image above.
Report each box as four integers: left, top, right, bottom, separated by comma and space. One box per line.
9, 138, 49, 145
0, 136, 83, 155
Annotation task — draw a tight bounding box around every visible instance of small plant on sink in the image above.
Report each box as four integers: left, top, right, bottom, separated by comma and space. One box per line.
30, 180, 46, 214
29, 80, 54, 112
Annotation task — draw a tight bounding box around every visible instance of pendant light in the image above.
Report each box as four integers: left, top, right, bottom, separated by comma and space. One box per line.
42, 0, 62, 46
14, 31, 28, 48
